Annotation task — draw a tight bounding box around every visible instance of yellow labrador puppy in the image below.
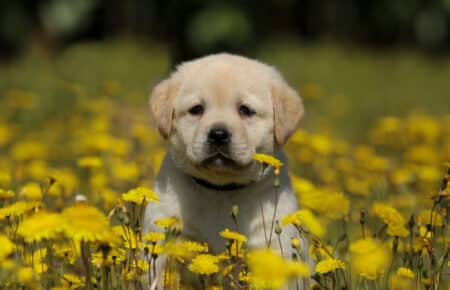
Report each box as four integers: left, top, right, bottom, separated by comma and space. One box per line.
144, 53, 309, 286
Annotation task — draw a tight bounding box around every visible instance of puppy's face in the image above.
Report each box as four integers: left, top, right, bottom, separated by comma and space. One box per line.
150, 54, 304, 185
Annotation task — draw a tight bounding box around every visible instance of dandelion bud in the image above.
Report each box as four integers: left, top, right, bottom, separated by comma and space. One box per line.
231, 205, 239, 223
273, 175, 280, 188
275, 221, 282, 236
359, 208, 366, 225
47, 176, 57, 187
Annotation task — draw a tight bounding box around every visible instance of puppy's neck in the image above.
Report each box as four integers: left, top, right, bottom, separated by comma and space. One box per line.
191, 176, 250, 191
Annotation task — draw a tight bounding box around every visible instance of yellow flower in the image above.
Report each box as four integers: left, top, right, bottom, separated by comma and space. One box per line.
61, 273, 84, 289
163, 240, 207, 262
77, 156, 102, 168
20, 182, 42, 200
350, 238, 390, 280
315, 258, 345, 274
91, 248, 126, 267
247, 248, 310, 289
121, 186, 159, 204
11, 140, 47, 161
188, 254, 220, 275
17, 267, 38, 287
62, 204, 117, 244
281, 209, 325, 237
0, 201, 42, 220
253, 153, 283, 168
372, 202, 408, 237
219, 228, 248, 243
143, 231, 166, 243
154, 216, 182, 230
0, 235, 14, 260
396, 267, 415, 279
389, 267, 415, 290
298, 189, 350, 220
17, 211, 66, 242
0, 189, 14, 199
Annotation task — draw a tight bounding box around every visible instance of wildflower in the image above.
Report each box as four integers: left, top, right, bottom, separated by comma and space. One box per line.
372, 202, 408, 237
154, 216, 182, 230
309, 243, 333, 261
315, 258, 345, 274
77, 156, 102, 168
396, 267, 415, 279
0, 235, 14, 260
61, 273, 85, 289
163, 240, 207, 262
121, 186, 159, 204
0, 189, 14, 199
17, 211, 66, 242
281, 209, 325, 237
11, 140, 47, 161
219, 228, 248, 243
0, 201, 42, 220
246, 248, 310, 289
389, 267, 415, 290
188, 254, 220, 275
143, 231, 166, 243
20, 182, 42, 200
299, 189, 349, 220
17, 267, 38, 287
253, 153, 283, 169
350, 238, 390, 280
111, 159, 139, 182
91, 248, 126, 267
62, 203, 117, 244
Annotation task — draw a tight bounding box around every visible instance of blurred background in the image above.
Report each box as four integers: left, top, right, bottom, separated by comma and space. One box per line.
1, 0, 449, 140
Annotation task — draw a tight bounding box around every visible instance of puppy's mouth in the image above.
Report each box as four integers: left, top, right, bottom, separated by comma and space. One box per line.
200, 153, 240, 168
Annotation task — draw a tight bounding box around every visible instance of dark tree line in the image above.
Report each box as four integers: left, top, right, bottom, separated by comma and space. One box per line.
1, 0, 449, 63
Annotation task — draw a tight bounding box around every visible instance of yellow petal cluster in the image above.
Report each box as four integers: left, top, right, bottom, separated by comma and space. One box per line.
349, 238, 390, 280
188, 254, 220, 275
121, 186, 159, 204
315, 258, 346, 274
247, 248, 310, 289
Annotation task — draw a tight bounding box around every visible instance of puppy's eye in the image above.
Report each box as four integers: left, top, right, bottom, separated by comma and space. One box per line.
239, 105, 255, 117
189, 105, 204, 115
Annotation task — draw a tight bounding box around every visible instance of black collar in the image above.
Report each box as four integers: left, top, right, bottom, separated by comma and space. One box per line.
192, 177, 249, 191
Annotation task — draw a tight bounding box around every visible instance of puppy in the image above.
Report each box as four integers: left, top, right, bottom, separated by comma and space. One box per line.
144, 53, 309, 286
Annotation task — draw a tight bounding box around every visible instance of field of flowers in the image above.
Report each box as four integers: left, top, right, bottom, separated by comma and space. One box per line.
0, 52, 449, 289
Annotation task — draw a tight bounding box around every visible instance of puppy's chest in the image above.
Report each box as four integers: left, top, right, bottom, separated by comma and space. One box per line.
159, 185, 264, 252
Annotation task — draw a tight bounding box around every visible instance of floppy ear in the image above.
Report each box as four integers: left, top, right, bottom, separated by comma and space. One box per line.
272, 80, 305, 145
149, 78, 179, 139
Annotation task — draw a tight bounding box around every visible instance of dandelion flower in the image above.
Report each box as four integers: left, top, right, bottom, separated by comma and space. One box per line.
350, 238, 390, 280
154, 216, 182, 230
219, 228, 248, 243
389, 267, 415, 290
247, 248, 310, 289
253, 153, 283, 168
62, 204, 117, 244
188, 254, 220, 275
281, 209, 325, 237
0, 235, 14, 260
121, 186, 159, 204
0, 201, 42, 220
143, 231, 166, 243
20, 182, 42, 200
315, 258, 345, 274
17, 211, 66, 242
372, 202, 408, 237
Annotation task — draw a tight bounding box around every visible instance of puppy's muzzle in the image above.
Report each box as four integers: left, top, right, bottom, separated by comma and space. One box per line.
207, 126, 231, 146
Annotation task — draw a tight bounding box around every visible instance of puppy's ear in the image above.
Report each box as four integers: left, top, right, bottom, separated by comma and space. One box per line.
272, 80, 305, 145
149, 78, 179, 139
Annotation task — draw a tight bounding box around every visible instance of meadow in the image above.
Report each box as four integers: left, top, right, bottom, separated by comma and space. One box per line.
0, 41, 448, 290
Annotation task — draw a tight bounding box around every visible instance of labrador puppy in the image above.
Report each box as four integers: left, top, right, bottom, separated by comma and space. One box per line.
144, 53, 309, 287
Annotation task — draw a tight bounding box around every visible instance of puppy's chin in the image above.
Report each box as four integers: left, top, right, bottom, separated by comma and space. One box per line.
199, 154, 243, 170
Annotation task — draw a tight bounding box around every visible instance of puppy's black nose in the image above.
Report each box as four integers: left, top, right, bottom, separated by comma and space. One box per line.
208, 127, 231, 145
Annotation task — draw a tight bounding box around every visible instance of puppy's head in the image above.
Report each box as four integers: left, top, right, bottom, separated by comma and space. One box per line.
150, 54, 304, 185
